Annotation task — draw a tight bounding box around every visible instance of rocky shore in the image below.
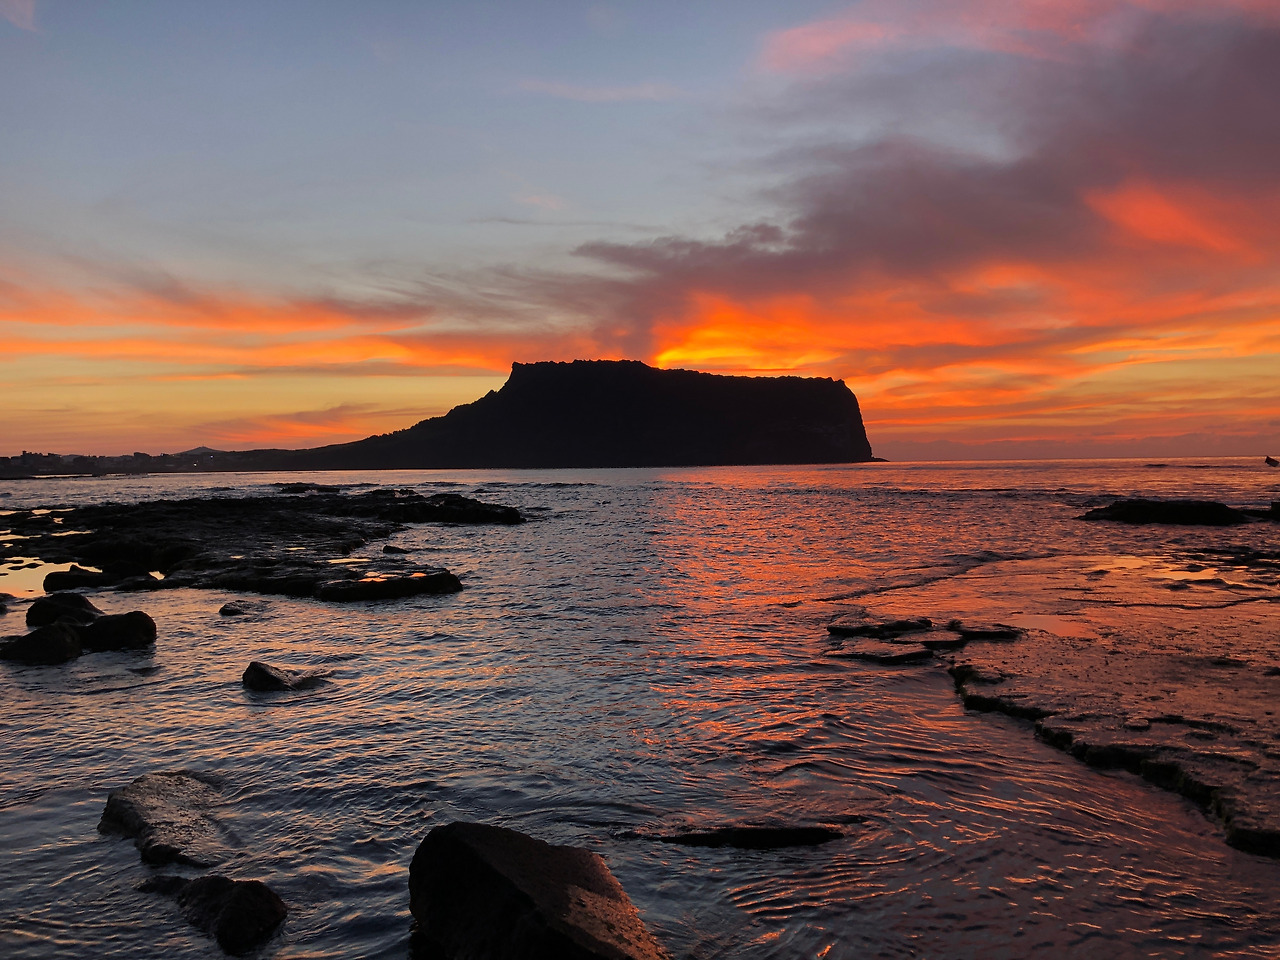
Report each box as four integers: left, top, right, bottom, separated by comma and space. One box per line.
0, 486, 521, 601
822, 501, 1280, 857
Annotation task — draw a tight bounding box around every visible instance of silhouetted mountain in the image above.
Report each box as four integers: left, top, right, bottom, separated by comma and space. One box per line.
0, 361, 875, 477
288, 360, 873, 469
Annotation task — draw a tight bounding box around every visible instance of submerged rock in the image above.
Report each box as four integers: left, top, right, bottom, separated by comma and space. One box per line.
649, 826, 843, 849
0, 621, 83, 665
409, 821, 669, 960
26, 591, 102, 627
1080, 499, 1249, 526
141, 875, 287, 955
99, 770, 229, 866
242, 660, 326, 692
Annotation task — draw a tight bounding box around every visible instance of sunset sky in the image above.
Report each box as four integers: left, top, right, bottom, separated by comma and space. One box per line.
2, 0, 1278, 460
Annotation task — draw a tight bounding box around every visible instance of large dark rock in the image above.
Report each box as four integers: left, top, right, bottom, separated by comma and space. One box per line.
79, 611, 157, 651
242, 660, 326, 692
99, 771, 229, 866
409, 821, 670, 960
289, 359, 874, 469
0, 621, 83, 665
1080, 499, 1249, 526
141, 875, 287, 955
27, 591, 103, 627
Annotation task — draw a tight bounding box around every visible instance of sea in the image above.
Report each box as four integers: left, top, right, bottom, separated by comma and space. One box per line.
1, 458, 1279, 960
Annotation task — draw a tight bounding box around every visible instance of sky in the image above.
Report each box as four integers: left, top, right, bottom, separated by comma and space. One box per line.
2, 0, 1278, 460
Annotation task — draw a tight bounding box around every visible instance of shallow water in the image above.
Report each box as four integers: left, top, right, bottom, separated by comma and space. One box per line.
2, 459, 1279, 958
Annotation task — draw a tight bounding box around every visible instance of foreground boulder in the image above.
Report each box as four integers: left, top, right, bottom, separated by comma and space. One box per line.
409, 821, 669, 960
1080, 499, 1249, 526
242, 660, 327, 692
99, 770, 229, 866
141, 875, 287, 955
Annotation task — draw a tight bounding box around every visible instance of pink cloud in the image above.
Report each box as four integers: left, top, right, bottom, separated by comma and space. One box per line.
0, 0, 35, 31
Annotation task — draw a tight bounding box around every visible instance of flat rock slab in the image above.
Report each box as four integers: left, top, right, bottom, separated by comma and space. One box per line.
828, 641, 933, 665
141, 875, 287, 955
949, 620, 1025, 642
242, 660, 327, 692
410, 821, 670, 960
99, 771, 230, 866
827, 615, 932, 639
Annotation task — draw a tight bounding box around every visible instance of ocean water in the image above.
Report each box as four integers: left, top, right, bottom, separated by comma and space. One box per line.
1, 458, 1279, 959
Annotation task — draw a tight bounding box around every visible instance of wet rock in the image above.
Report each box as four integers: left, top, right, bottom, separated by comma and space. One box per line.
948, 620, 1025, 641
382, 544, 411, 554
218, 599, 268, 617
829, 641, 933, 665
0, 621, 83, 665
42, 564, 114, 591
242, 661, 326, 692
141, 875, 287, 955
79, 611, 157, 652
0, 488, 519, 602
827, 615, 932, 639
26, 591, 102, 627
921, 634, 968, 651
98, 770, 229, 866
1080, 498, 1249, 526
409, 821, 670, 960
314, 569, 461, 602
649, 826, 843, 849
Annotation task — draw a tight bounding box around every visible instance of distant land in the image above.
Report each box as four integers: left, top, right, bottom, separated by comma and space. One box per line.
0, 360, 875, 477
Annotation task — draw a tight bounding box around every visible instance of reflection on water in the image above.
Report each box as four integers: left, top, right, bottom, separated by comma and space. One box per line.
1, 459, 1279, 958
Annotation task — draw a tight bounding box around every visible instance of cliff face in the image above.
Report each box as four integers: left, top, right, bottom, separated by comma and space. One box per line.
294, 360, 873, 469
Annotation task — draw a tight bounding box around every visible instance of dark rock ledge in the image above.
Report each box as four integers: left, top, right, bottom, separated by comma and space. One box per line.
410, 821, 670, 960
0, 489, 520, 602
